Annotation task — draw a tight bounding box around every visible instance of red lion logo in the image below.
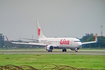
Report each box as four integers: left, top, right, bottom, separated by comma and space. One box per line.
60, 39, 70, 45
38, 28, 41, 36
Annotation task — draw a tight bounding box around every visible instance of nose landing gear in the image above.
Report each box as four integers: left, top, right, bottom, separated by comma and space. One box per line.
75, 48, 78, 52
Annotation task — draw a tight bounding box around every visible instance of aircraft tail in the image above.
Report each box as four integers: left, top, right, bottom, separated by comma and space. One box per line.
36, 20, 46, 39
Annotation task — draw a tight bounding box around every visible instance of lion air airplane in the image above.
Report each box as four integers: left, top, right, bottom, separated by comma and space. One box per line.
7, 20, 97, 52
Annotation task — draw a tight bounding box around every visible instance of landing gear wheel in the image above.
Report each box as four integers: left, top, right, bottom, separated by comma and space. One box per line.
62, 48, 67, 52
75, 48, 78, 52
75, 50, 78, 52
48, 50, 52, 52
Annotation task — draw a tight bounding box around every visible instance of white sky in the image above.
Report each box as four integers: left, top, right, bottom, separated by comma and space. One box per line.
0, 0, 105, 40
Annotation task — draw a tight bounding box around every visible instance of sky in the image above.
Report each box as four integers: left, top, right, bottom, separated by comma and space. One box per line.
0, 0, 105, 40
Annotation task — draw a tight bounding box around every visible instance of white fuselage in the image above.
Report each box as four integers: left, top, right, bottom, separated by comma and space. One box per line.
10, 20, 97, 52
38, 37, 82, 49
8, 20, 97, 52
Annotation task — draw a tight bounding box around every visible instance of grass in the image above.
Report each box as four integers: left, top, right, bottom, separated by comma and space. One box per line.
0, 54, 105, 69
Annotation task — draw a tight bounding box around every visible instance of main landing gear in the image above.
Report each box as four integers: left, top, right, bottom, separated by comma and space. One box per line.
62, 48, 67, 52
62, 48, 78, 52
48, 50, 52, 52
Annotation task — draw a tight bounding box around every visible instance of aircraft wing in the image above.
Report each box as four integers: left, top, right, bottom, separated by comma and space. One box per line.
82, 34, 97, 45
21, 38, 38, 41
82, 41, 97, 44
6, 36, 46, 46
12, 42, 46, 46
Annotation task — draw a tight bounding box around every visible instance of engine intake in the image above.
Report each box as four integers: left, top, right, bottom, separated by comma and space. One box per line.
45, 45, 53, 52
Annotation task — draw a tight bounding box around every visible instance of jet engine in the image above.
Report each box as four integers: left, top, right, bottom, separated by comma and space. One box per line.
45, 45, 53, 52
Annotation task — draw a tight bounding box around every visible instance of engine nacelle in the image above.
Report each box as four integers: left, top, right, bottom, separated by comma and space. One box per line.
45, 45, 53, 52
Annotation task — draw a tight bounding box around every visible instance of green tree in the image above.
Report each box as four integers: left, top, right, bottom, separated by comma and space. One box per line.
81, 33, 105, 48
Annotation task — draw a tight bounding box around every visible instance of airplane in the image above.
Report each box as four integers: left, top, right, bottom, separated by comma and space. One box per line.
6, 20, 97, 52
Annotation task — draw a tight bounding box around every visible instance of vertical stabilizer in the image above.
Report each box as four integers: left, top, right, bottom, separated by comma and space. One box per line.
36, 20, 46, 39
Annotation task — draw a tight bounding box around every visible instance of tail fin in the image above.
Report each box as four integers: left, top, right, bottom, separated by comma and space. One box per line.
36, 20, 46, 39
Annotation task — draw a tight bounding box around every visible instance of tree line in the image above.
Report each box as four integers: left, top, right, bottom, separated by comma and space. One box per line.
1, 33, 105, 49
81, 33, 105, 48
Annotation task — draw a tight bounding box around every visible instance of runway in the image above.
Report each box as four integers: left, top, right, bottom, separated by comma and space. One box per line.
0, 49, 105, 55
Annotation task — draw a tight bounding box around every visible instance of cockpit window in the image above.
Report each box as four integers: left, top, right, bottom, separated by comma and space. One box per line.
74, 41, 80, 42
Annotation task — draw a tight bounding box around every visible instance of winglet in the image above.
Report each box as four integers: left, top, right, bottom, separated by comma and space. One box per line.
95, 34, 97, 42
82, 34, 98, 44
6, 36, 9, 42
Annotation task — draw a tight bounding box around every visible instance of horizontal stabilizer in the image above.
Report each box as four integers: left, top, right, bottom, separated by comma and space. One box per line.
21, 38, 38, 41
